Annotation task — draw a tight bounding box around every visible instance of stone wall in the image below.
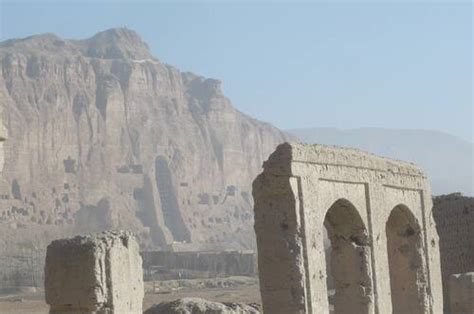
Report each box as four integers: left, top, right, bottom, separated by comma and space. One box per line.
0, 249, 44, 291
433, 194, 474, 312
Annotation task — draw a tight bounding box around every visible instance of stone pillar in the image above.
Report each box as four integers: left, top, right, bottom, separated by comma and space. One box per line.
45, 231, 144, 314
449, 272, 474, 314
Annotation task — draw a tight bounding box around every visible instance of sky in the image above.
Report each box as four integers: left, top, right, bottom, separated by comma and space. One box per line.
1, 0, 472, 142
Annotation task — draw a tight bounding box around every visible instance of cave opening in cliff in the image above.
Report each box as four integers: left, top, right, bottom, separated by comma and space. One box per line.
155, 155, 191, 243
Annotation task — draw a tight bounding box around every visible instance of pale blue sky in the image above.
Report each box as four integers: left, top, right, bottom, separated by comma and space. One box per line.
1, 0, 472, 141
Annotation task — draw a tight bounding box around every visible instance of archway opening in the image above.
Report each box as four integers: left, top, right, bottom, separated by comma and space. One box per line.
324, 199, 373, 314
386, 205, 425, 314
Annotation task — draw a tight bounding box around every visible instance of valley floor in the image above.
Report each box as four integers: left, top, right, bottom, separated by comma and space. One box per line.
0, 277, 261, 313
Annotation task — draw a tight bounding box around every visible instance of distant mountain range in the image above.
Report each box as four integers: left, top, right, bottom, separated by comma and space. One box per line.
288, 128, 473, 196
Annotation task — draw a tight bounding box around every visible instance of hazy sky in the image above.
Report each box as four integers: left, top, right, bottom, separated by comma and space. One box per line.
1, 1, 472, 141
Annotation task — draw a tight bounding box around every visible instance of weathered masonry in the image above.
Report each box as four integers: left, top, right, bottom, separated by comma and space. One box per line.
448, 272, 474, 314
433, 194, 474, 313
45, 231, 144, 314
253, 143, 443, 314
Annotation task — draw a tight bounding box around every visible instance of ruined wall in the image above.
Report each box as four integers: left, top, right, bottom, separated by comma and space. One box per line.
45, 231, 144, 313
142, 250, 256, 280
448, 272, 474, 314
433, 194, 474, 312
253, 143, 443, 314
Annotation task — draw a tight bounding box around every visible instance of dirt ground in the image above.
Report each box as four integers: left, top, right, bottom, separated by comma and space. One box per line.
0, 278, 261, 314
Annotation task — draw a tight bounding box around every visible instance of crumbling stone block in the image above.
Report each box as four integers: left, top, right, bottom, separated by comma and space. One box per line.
253, 143, 443, 314
45, 231, 144, 313
449, 272, 474, 314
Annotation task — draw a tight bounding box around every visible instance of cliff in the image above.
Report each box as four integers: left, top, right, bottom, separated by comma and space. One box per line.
0, 28, 291, 253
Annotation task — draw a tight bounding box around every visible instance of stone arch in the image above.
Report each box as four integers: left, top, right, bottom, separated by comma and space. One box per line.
253, 143, 443, 314
324, 198, 373, 314
386, 204, 426, 314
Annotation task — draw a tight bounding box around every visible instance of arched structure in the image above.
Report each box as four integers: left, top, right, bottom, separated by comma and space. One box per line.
386, 205, 426, 314
324, 199, 373, 314
253, 143, 442, 314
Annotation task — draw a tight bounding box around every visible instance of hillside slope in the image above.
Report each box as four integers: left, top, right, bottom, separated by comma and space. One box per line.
0, 28, 291, 253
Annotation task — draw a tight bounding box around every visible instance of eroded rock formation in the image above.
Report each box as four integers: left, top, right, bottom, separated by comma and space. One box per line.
0, 28, 291, 254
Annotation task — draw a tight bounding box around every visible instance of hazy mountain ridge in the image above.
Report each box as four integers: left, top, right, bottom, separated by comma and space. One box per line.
288, 127, 473, 196
0, 28, 292, 253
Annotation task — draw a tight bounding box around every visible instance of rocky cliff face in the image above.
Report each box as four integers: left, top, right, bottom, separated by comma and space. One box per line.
0, 28, 291, 253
